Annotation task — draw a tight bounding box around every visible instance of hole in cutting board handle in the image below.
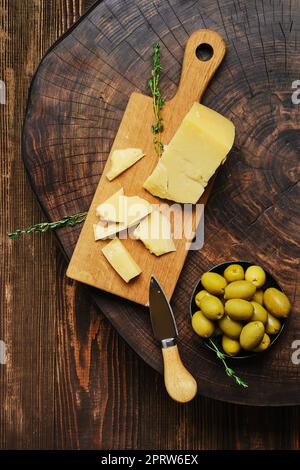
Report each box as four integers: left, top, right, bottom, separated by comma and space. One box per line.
195, 43, 214, 61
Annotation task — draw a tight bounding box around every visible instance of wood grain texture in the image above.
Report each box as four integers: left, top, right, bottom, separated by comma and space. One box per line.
1, 0, 300, 450
22, 0, 300, 406
67, 29, 226, 304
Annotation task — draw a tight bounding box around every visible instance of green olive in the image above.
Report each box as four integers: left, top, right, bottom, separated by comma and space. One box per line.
192, 311, 215, 338
222, 335, 241, 356
263, 287, 291, 318
218, 315, 243, 339
225, 299, 253, 321
201, 272, 227, 295
253, 333, 271, 352
239, 321, 265, 351
224, 280, 256, 300
250, 301, 268, 324
245, 265, 266, 288
252, 289, 264, 305
200, 295, 224, 320
223, 264, 244, 282
265, 313, 281, 335
195, 290, 211, 308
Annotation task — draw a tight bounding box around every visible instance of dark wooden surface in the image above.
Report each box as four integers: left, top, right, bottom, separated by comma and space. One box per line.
1, 0, 300, 449
23, 0, 300, 406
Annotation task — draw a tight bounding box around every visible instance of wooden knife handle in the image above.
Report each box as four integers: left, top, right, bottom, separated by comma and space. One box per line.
162, 344, 197, 403
170, 29, 226, 112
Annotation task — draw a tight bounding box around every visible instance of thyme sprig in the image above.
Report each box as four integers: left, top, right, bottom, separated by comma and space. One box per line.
8, 211, 87, 239
209, 338, 248, 388
148, 43, 165, 157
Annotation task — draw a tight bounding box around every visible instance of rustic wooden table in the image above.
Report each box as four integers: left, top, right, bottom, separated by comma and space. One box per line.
0, 0, 299, 450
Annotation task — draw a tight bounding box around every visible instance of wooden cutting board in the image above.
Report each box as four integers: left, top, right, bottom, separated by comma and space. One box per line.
67, 30, 226, 305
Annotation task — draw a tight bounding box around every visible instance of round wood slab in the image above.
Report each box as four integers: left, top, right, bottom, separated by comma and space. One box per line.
22, 0, 300, 405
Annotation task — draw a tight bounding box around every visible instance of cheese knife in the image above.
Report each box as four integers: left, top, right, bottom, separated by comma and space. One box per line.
149, 277, 197, 403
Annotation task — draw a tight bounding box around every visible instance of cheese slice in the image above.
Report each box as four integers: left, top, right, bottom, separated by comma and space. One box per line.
96, 188, 124, 221
133, 211, 176, 256
94, 190, 153, 240
102, 238, 142, 283
96, 190, 152, 225
120, 196, 152, 226
143, 103, 235, 204
93, 220, 127, 241
106, 148, 145, 181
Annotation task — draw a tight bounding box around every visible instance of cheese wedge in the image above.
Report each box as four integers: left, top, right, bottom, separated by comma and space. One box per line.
133, 211, 176, 256
94, 190, 153, 240
93, 220, 127, 241
102, 238, 142, 282
96, 191, 152, 225
143, 103, 235, 204
96, 188, 124, 221
106, 148, 145, 181
120, 196, 152, 226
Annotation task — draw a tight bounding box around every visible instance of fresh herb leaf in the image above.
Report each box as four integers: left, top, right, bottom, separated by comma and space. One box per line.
209, 338, 248, 388
148, 43, 165, 157
8, 211, 87, 239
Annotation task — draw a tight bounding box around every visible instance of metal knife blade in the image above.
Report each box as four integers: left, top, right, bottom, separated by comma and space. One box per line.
149, 277, 178, 342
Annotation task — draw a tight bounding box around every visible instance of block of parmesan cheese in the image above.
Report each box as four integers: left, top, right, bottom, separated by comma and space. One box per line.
143, 103, 235, 204
133, 211, 176, 256
106, 148, 145, 181
102, 238, 142, 282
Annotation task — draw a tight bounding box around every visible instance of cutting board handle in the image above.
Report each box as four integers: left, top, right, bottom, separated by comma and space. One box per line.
170, 29, 226, 109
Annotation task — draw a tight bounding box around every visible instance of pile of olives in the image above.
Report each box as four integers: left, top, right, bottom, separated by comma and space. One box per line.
192, 264, 291, 356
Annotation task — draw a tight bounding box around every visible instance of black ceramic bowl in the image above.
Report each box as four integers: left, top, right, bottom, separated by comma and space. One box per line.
190, 261, 287, 359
